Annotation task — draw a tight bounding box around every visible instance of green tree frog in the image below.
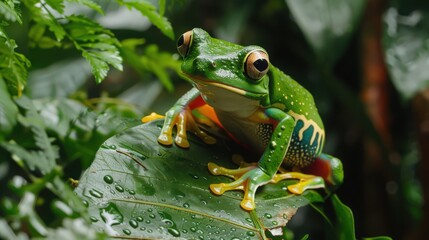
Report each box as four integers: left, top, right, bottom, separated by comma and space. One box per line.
143, 28, 343, 211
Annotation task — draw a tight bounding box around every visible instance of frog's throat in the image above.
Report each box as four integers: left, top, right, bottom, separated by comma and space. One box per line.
182, 73, 267, 99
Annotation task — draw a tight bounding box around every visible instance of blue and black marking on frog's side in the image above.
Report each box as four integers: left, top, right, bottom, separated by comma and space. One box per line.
285, 116, 325, 168
256, 111, 325, 168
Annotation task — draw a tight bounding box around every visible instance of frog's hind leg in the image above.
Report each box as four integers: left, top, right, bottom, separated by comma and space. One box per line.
275, 153, 344, 194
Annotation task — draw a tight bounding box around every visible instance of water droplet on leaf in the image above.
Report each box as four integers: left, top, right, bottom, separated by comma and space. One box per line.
89, 189, 103, 198
123, 229, 131, 235
103, 175, 114, 184
129, 219, 138, 228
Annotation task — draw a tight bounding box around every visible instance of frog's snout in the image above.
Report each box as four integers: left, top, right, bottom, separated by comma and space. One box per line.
192, 57, 217, 73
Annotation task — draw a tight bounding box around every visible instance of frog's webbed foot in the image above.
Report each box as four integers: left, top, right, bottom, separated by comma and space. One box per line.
208, 159, 326, 211
273, 168, 325, 194
142, 108, 216, 148
208, 163, 271, 211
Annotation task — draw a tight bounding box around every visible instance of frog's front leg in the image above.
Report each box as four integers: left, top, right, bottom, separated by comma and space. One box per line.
155, 88, 216, 148
209, 108, 295, 211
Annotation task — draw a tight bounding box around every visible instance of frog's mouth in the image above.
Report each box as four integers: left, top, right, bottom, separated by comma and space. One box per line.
182, 73, 267, 99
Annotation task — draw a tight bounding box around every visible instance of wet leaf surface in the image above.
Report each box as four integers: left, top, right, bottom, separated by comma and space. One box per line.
75, 120, 324, 239
383, 8, 429, 101
286, 0, 365, 67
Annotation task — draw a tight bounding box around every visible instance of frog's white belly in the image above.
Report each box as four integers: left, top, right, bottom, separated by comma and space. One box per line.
196, 83, 268, 153
214, 109, 270, 153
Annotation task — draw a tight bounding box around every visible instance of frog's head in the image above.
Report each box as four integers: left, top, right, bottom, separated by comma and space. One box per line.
177, 28, 270, 101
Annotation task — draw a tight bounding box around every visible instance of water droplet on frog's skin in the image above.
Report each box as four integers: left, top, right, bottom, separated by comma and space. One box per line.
89, 189, 103, 198
123, 229, 131, 235
145, 219, 151, 224
110, 145, 117, 150
247, 231, 256, 236
245, 217, 252, 223
168, 228, 181, 237
272, 221, 278, 225
183, 202, 190, 208
140, 227, 146, 231
230, 227, 236, 232
103, 175, 114, 184
149, 214, 156, 219
136, 216, 143, 222
82, 200, 89, 207
182, 229, 188, 233
147, 208, 153, 212
128, 189, 136, 195
190, 227, 197, 232
264, 213, 272, 219
191, 174, 199, 179
147, 229, 153, 233
270, 141, 277, 149
129, 219, 138, 228
90, 216, 98, 222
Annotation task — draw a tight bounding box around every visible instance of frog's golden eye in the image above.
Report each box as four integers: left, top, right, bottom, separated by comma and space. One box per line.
177, 30, 193, 57
244, 50, 269, 80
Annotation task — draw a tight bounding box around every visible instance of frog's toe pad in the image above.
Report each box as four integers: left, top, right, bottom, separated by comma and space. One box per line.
174, 135, 190, 148
287, 176, 325, 194
209, 183, 226, 195
158, 134, 173, 146
240, 199, 255, 211
142, 112, 164, 123
208, 162, 222, 175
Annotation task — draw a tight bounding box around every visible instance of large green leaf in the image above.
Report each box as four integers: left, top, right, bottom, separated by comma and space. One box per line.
75, 120, 325, 239
383, 8, 429, 101
285, 0, 366, 68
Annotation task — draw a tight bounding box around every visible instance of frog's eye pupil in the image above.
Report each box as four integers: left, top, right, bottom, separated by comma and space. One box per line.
245, 50, 270, 80
177, 35, 184, 48
177, 30, 193, 57
253, 59, 268, 72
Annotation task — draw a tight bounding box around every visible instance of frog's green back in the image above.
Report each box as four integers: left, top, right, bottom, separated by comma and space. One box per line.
267, 66, 324, 129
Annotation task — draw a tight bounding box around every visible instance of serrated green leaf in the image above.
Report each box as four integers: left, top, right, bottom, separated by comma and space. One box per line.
0, 77, 18, 139
383, 8, 429, 101
121, 42, 180, 91
74, 120, 325, 239
0, 29, 31, 96
81, 51, 109, 83
1, 97, 59, 174
0, 0, 22, 24
119, 0, 174, 40
68, 0, 104, 14
286, 0, 365, 68
23, 0, 66, 41
28, 23, 46, 42
65, 15, 122, 83
45, 0, 65, 14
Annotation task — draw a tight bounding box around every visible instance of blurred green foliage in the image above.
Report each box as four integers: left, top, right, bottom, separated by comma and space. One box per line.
0, 0, 427, 239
